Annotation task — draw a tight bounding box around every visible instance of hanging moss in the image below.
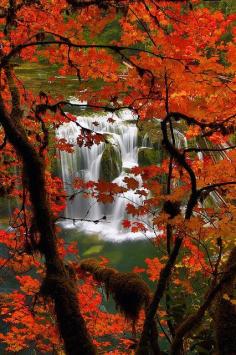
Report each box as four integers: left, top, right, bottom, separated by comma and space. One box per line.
80, 259, 151, 323
100, 143, 122, 182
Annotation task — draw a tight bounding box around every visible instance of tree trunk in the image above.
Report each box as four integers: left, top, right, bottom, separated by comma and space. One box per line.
215, 247, 236, 355
0, 99, 96, 355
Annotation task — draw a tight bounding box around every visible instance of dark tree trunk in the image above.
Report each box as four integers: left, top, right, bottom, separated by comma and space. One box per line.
215, 247, 236, 355
0, 95, 96, 354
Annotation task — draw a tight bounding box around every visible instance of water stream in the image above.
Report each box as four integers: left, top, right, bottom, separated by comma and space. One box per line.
57, 108, 150, 241
56, 104, 225, 242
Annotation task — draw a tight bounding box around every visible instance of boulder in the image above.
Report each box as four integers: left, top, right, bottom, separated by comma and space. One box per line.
100, 143, 122, 181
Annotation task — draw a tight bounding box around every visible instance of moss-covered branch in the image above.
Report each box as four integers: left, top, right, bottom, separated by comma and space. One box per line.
0, 68, 96, 355
80, 259, 151, 323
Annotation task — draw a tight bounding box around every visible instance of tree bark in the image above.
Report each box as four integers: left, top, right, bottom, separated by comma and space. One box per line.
0, 96, 96, 354
136, 237, 183, 355
215, 247, 236, 355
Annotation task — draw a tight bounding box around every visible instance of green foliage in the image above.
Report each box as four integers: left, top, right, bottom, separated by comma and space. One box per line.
138, 147, 161, 167
203, 0, 236, 14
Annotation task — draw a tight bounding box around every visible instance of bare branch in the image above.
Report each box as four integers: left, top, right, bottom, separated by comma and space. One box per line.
184, 145, 236, 154
170, 249, 236, 355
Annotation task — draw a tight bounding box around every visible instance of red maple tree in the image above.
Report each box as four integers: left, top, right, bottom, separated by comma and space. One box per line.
0, 0, 235, 354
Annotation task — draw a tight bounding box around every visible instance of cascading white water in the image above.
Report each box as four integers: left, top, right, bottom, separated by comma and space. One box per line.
57, 106, 206, 241
142, 133, 153, 148
56, 109, 193, 240
173, 128, 188, 149
57, 109, 150, 240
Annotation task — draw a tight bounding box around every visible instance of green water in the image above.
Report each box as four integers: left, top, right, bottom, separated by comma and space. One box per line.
15, 61, 104, 99
15, 62, 80, 97
60, 228, 157, 273
13, 62, 157, 271
2, 61, 158, 275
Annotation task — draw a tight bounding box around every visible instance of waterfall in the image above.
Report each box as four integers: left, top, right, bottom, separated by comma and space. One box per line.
57, 109, 150, 240
142, 133, 153, 148
58, 106, 222, 240
173, 128, 187, 149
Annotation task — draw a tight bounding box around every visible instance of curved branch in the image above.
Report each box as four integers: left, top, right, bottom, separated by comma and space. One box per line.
170, 248, 236, 355
35, 101, 132, 114
0, 70, 96, 355
137, 112, 199, 353
0, 38, 189, 68
161, 115, 197, 195
136, 237, 183, 354
169, 111, 236, 127
184, 145, 236, 154
199, 181, 236, 194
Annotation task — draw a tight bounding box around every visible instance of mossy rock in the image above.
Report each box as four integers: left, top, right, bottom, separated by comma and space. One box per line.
137, 119, 162, 147
138, 147, 162, 166
100, 143, 122, 182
